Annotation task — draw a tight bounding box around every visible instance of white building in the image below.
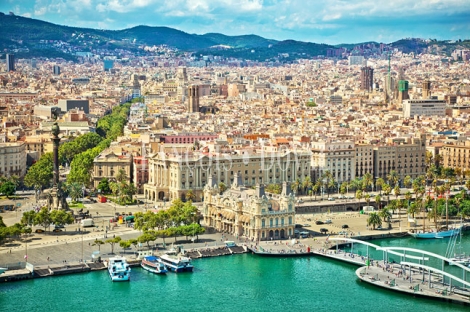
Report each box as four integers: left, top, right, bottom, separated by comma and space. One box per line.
0, 142, 27, 178
403, 99, 446, 118
348, 56, 365, 66
311, 140, 355, 184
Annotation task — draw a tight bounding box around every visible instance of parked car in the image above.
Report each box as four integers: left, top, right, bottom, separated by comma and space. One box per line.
324, 219, 332, 224
315, 220, 324, 225
35, 229, 45, 233
303, 224, 310, 227
327, 197, 335, 201
342, 224, 349, 229
299, 231, 309, 238
320, 228, 329, 234
297, 199, 304, 203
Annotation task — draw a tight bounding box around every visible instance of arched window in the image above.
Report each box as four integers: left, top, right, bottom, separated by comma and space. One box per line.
262, 219, 266, 228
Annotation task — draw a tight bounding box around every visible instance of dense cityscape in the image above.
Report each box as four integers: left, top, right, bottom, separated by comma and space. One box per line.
1, 7, 470, 311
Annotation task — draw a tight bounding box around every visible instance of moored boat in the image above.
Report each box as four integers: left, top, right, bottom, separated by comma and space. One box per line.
0, 267, 7, 274
108, 256, 131, 282
141, 256, 168, 274
409, 227, 461, 239
159, 251, 193, 273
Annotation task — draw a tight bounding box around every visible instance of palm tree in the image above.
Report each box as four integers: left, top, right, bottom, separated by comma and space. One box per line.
382, 183, 392, 204
405, 191, 412, 211
116, 168, 128, 183
186, 189, 196, 202
367, 212, 382, 230
387, 170, 399, 187
355, 190, 363, 202
375, 194, 382, 210
312, 181, 321, 200
364, 194, 371, 207
393, 185, 401, 216
302, 176, 313, 195
350, 177, 362, 192
407, 202, 419, 219
379, 207, 392, 222
403, 175, 412, 189
362, 173, 373, 194
292, 178, 301, 196
376, 178, 385, 195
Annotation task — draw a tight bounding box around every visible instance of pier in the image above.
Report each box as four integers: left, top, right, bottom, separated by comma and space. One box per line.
312, 238, 470, 305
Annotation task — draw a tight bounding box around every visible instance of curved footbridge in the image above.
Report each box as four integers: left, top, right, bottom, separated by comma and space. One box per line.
312, 238, 470, 305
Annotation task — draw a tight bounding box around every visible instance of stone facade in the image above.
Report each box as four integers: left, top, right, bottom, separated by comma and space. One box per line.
203, 177, 296, 241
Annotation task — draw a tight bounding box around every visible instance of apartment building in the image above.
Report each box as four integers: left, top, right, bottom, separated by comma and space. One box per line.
403, 99, 446, 118
355, 144, 374, 178
144, 146, 311, 203
311, 140, 355, 184
0, 142, 27, 178
92, 149, 133, 189
373, 136, 426, 183
441, 139, 470, 172
203, 177, 296, 241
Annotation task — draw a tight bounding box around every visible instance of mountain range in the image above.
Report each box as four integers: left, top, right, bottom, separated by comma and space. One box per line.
1, 12, 469, 62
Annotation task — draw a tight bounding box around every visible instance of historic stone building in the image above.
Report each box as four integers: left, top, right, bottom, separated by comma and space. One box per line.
203, 175, 296, 241
92, 149, 133, 189
441, 139, 470, 172
144, 145, 311, 203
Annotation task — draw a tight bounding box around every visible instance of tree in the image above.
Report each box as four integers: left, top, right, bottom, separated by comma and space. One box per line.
355, 190, 363, 202
362, 173, 373, 193
403, 176, 412, 189
393, 185, 401, 209
138, 232, 155, 249
387, 170, 399, 187
376, 178, 385, 195
367, 212, 382, 230
97, 178, 111, 194
379, 207, 392, 222
119, 240, 132, 255
266, 184, 281, 194
375, 194, 382, 210
292, 178, 301, 195
218, 182, 227, 194
186, 190, 196, 202
67, 182, 84, 202
128, 238, 139, 251
364, 194, 371, 207
0, 180, 16, 198
382, 183, 392, 204
116, 168, 128, 183
34, 207, 52, 231
106, 236, 122, 254
50, 210, 74, 227
312, 181, 321, 200
24, 153, 53, 195
302, 176, 313, 195
92, 239, 105, 252
21, 210, 36, 227
407, 202, 419, 219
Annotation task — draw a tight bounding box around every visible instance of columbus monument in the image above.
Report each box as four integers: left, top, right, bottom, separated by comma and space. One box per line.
50, 108, 61, 210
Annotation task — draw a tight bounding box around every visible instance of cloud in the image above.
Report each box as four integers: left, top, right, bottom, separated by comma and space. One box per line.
1, 0, 469, 43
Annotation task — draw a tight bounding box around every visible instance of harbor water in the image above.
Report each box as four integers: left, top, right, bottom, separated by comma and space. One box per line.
1, 235, 469, 312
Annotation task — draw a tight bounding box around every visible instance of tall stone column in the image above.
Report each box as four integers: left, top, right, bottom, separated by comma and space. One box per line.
51, 116, 61, 210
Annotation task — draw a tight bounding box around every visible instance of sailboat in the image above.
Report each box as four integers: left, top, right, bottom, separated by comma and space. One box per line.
445, 219, 469, 265
409, 191, 462, 239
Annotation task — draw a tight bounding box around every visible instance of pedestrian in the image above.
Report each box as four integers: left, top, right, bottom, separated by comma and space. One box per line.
47, 256, 49, 261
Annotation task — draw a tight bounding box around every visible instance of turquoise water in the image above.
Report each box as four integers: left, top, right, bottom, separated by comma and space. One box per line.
1, 236, 469, 312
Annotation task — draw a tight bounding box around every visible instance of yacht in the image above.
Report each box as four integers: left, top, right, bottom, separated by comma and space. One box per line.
141, 256, 168, 274
108, 256, 131, 282
159, 250, 193, 273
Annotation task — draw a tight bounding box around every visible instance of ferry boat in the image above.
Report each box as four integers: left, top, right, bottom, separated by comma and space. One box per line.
409, 227, 461, 239
107, 256, 131, 282
159, 251, 193, 273
141, 256, 168, 274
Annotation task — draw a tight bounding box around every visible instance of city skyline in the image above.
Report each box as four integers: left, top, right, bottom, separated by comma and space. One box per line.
1, 0, 470, 45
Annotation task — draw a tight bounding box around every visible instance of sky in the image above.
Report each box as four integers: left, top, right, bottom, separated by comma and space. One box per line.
2, 0, 470, 44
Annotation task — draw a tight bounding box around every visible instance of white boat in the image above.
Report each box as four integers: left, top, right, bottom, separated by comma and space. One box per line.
108, 256, 131, 282
409, 227, 461, 239
0, 267, 7, 274
159, 250, 193, 273
448, 255, 470, 266
141, 256, 167, 274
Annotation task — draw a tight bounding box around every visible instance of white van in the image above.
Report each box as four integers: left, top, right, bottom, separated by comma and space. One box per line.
81, 219, 94, 227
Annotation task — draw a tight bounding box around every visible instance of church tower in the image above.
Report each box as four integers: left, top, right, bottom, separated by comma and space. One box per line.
187, 85, 199, 113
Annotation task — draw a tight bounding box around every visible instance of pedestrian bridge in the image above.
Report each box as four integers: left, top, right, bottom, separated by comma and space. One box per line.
313, 237, 470, 290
